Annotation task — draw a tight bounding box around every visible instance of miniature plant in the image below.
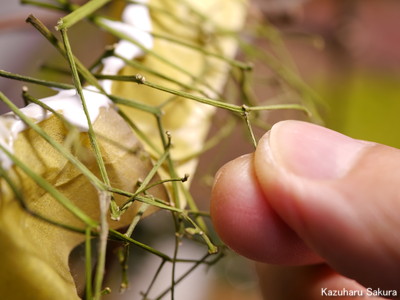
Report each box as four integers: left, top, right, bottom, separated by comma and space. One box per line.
0, 0, 320, 299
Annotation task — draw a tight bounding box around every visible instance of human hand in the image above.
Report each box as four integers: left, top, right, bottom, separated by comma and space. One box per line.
211, 120, 400, 299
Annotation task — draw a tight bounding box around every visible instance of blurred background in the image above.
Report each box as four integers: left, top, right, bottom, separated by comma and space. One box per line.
3, 0, 400, 146
259, 0, 400, 148
1, 0, 400, 299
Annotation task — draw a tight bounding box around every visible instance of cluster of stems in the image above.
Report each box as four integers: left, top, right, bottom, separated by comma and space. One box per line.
0, 0, 321, 299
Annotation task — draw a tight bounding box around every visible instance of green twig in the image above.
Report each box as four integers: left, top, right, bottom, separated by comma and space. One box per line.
109, 187, 182, 213
139, 175, 189, 195
26, 15, 103, 92
129, 73, 311, 116
0, 69, 73, 90
59, 28, 111, 187
124, 202, 150, 238
96, 60, 208, 98
94, 190, 111, 300
0, 92, 106, 193
21, 90, 73, 129
56, 0, 111, 30
239, 39, 323, 123
0, 142, 97, 228
183, 214, 218, 254
142, 259, 167, 298
119, 138, 171, 214
109, 229, 171, 261
117, 244, 130, 292
170, 214, 180, 300
155, 118, 181, 208
178, 183, 208, 234
116, 110, 162, 155
241, 105, 257, 148
85, 226, 93, 300
154, 253, 212, 300
21, 0, 66, 11
126, 28, 252, 70
0, 165, 87, 234
92, 16, 223, 97
107, 93, 161, 116
59, 27, 112, 300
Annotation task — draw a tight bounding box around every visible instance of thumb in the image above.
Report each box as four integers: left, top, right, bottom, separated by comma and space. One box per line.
253, 120, 400, 291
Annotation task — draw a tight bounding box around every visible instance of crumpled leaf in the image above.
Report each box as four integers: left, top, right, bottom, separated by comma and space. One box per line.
0, 0, 248, 299
0, 106, 166, 299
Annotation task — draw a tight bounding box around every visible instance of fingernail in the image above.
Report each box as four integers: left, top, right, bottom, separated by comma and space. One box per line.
263, 121, 372, 180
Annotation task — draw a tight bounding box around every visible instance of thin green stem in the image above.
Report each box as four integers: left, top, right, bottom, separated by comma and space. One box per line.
247, 103, 310, 114
117, 244, 130, 292
256, 22, 300, 74
239, 39, 323, 123
178, 184, 208, 234
237, 66, 258, 107
119, 141, 171, 214
0, 2, 324, 299
154, 253, 212, 300
109, 229, 171, 261
117, 110, 162, 155
241, 105, 257, 148
94, 190, 111, 300
21, 90, 74, 130
140, 75, 240, 112
21, 0, 65, 11
142, 259, 167, 298
140, 175, 188, 195
0, 69, 73, 90
155, 117, 181, 208
141, 30, 252, 71
107, 93, 161, 116
56, 0, 111, 30
170, 214, 180, 300
60, 27, 112, 299
85, 226, 93, 300
124, 202, 150, 238
109, 187, 182, 213
59, 28, 111, 188
96, 61, 208, 98
129, 74, 311, 116
183, 214, 218, 254
124, 139, 170, 202
92, 16, 222, 97
26, 15, 103, 91
0, 165, 87, 234
126, 0, 200, 32
0, 92, 106, 191
0, 69, 164, 121
0, 142, 97, 228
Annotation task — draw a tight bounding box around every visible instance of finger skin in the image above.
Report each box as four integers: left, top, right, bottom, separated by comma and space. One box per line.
254, 122, 400, 291
210, 154, 321, 265
211, 120, 400, 296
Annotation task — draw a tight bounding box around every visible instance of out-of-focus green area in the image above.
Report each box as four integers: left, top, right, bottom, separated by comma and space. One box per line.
271, 0, 400, 149
319, 71, 400, 148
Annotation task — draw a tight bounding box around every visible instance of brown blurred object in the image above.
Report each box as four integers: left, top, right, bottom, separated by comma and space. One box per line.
253, 0, 309, 22
207, 280, 263, 300
257, 0, 400, 75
